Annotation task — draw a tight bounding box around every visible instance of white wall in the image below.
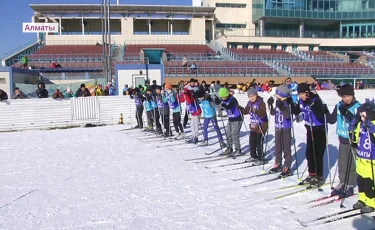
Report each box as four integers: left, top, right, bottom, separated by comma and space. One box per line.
0, 71, 10, 96
117, 68, 163, 90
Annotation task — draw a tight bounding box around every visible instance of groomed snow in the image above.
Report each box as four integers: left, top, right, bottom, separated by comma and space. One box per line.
1, 90, 375, 230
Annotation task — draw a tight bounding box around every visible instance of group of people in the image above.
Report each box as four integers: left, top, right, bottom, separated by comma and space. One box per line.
129, 77, 375, 214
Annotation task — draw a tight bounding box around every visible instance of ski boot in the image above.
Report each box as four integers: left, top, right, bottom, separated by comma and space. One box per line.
310, 177, 324, 187
245, 157, 258, 162
231, 149, 242, 158
252, 159, 265, 166
361, 206, 374, 214
331, 183, 344, 196
220, 148, 232, 156
339, 186, 354, 198
199, 140, 209, 147
193, 137, 198, 144
353, 200, 365, 210
269, 163, 282, 174
278, 167, 292, 178
298, 174, 315, 185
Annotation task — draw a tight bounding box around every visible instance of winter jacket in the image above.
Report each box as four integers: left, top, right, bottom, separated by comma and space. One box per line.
184, 90, 202, 116
36, 83, 48, 98
241, 96, 268, 134
76, 88, 91, 97
0, 89, 8, 101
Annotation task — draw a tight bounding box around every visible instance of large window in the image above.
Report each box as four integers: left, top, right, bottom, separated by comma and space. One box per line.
216, 23, 246, 29
341, 23, 375, 38
216, 3, 246, 8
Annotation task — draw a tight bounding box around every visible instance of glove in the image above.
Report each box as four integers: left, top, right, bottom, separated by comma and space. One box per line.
339, 105, 348, 115
267, 97, 274, 106
286, 97, 293, 105
250, 106, 257, 113
214, 96, 221, 105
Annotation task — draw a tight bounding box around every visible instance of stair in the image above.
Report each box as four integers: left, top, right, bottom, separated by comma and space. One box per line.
111, 45, 122, 61
208, 40, 236, 61
263, 60, 291, 76
292, 51, 315, 62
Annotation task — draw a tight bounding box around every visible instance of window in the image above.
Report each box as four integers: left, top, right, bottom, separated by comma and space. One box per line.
216, 24, 246, 29
216, 3, 246, 8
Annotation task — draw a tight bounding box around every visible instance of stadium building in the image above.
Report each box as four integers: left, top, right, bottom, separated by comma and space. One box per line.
1, 0, 375, 95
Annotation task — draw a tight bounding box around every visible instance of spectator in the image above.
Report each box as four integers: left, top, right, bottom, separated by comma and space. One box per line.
104, 82, 115, 96
76, 83, 91, 97
182, 56, 187, 67
52, 89, 65, 99
11, 87, 27, 99
122, 84, 129, 95
327, 80, 337, 90
64, 87, 75, 98
0, 89, 8, 102
95, 84, 105, 96
21, 56, 28, 68
36, 82, 48, 98
56, 62, 61, 68
51, 62, 57, 68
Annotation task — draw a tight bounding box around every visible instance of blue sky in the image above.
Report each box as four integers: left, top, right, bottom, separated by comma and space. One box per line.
0, 0, 191, 58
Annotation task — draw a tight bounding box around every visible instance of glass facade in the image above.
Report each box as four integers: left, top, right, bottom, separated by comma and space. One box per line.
253, 0, 375, 22
341, 23, 375, 38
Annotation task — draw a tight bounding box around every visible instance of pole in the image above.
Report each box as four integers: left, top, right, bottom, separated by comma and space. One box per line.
107, 0, 112, 83
101, 0, 106, 79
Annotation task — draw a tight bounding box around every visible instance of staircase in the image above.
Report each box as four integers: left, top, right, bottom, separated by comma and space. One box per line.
111, 45, 123, 61
291, 51, 315, 62
264, 60, 291, 76
208, 40, 236, 61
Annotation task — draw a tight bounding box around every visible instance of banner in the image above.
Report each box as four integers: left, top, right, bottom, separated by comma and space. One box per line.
23, 23, 59, 33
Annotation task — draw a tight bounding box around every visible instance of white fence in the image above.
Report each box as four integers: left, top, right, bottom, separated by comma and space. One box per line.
0, 94, 251, 132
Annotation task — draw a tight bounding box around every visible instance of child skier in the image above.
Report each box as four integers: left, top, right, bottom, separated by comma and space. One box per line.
326, 84, 360, 198
130, 87, 144, 129
351, 99, 375, 213
196, 89, 226, 148
164, 83, 185, 140
183, 87, 202, 144
267, 84, 293, 176
214, 87, 243, 156
240, 88, 268, 165
155, 86, 172, 137
291, 83, 328, 186
143, 87, 157, 131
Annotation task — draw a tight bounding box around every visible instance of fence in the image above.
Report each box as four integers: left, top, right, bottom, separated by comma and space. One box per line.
0, 95, 250, 132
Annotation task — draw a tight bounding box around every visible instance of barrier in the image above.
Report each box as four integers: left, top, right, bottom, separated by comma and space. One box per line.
0, 94, 250, 132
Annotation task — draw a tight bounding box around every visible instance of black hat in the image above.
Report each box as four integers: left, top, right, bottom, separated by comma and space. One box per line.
155, 85, 162, 91
152, 80, 157, 84
80, 83, 85, 88
337, 84, 354, 96
297, 83, 310, 94
189, 78, 195, 83
195, 88, 205, 98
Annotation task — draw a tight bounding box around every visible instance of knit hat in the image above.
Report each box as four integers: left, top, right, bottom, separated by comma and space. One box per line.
337, 84, 354, 96
155, 85, 162, 91
297, 83, 310, 94
165, 83, 172, 90
247, 88, 258, 96
218, 87, 230, 98
189, 78, 195, 83
195, 88, 205, 98
275, 84, 290, 98
80, 83, 85, 88
361, 98, 375, 121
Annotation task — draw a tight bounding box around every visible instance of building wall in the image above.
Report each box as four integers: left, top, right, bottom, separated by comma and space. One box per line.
0, 71, 11, 96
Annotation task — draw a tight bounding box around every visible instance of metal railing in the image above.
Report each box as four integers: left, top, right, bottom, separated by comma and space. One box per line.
164, 66, 278, 77
45, 39, 119, 46
287, 67, 375, 75
124, 40, 207, 45
133, 31, 189, 35
166, 53, 223, 61
234, 53, 302, 61
27, 53, 103, 62
3, 40, 39, 58
59, 32, 121, 35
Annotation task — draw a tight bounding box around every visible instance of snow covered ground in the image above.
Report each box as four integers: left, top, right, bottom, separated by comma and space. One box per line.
1, 90, 375, 230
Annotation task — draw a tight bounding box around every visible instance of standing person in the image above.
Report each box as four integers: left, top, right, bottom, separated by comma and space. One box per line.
291, 83, 328, 186
183, 78, 199, 128
143, 87, 156, 131
184, 88, 202, 144
214, 88, 243, 156
165, 83, 185, 140
76, 83, 91, 97
351, 99, 375, 213
326, 84, 360, 197
196, 89, 226, 148
155, 86, 172, 137
240, 88, 268, 165
130, 87, 144, 129
267, 85, 293, 176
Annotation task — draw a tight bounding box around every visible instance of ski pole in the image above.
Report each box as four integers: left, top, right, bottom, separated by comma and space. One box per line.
290, 106, 300, 181
308, 108, 323, 192
324, 113, 333, 189
339, 143, 353, 208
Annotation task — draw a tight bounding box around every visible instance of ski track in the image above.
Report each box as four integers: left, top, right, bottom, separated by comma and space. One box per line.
1, 91, 375, 229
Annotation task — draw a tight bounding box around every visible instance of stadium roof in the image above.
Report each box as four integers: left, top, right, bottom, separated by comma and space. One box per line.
30, 4, 216, 16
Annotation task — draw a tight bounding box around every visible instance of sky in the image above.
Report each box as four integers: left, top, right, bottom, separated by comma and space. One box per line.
0, 0, 192, 58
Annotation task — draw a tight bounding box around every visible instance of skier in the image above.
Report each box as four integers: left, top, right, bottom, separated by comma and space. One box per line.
165, 83, 185, 140
143, 87, 157, 132
291, 83, 328, 186
196, 89, 226, 148
240, 88, 268, 165
183, 87, 202, 144
267, 84, 293, 176
214, 87, 243, 156
351, 99, 375, 213
155, 86, 172, 137
129, 87, 144, 129
326, 84, 360, 197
